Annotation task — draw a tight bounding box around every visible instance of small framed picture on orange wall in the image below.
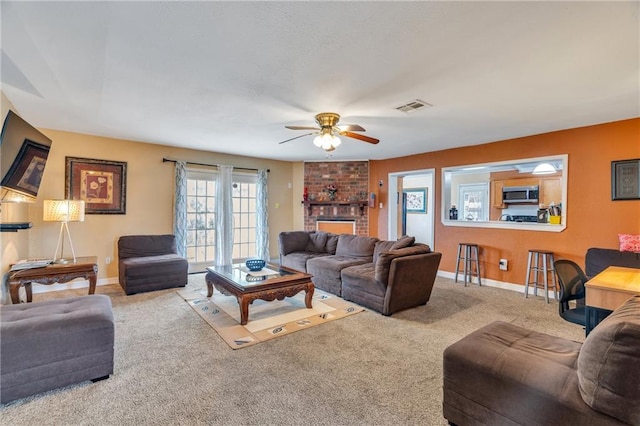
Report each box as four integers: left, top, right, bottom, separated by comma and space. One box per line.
611, 159, 640, 201
65, 156, 127, 214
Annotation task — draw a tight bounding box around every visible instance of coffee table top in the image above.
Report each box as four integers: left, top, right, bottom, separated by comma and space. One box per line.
206, 263, 309, 290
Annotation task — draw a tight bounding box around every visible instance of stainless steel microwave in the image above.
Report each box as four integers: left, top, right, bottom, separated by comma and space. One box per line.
502, 185, 539, 204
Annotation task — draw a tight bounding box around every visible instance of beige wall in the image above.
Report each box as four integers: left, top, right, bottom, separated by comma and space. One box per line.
292, 161, 305, 230
14, 129, 295, 281
1, 93, 31, 295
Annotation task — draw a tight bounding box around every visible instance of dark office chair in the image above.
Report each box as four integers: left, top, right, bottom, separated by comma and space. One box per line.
553, 259, 587, 326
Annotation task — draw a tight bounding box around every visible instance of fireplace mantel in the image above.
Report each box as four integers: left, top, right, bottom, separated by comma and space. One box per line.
302, 200, 368, 216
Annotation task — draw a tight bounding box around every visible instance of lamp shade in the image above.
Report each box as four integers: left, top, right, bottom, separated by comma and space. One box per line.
43, 199, 85, 222
1, 187, 36, 203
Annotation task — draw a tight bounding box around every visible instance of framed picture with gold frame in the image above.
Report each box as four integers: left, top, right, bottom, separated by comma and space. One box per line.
65, 156, 127, 214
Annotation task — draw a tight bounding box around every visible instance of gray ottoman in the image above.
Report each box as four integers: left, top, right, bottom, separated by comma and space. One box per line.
1, 295, 114, 404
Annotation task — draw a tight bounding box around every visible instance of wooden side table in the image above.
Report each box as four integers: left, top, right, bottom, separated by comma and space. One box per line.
9, 256, 99, 304
584, 265, 640, 334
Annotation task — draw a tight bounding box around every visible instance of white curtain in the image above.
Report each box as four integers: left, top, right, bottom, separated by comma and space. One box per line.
215, 164, 234, 266
255, 169, 269, 261
173, 161, 187, 257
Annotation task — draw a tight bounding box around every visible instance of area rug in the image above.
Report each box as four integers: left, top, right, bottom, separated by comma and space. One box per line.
178, 286, 365, 349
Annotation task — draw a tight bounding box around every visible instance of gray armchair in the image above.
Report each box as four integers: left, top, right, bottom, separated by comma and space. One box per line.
118, 234, 188, 295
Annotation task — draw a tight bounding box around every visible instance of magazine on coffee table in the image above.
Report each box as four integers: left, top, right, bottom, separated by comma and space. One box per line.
10, 259, 52, 271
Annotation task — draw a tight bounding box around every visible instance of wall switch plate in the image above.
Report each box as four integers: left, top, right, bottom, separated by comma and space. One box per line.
105, 256, 112, 265
499, 259, 508, 271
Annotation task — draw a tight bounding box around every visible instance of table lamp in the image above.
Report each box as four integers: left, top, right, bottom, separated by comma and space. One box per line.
43, 199, 85, 263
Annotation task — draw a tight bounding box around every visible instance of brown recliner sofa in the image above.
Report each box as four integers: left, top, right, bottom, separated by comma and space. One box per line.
278, 231, 442, 315
443, 295, 640, 426
118, 234, 188, 295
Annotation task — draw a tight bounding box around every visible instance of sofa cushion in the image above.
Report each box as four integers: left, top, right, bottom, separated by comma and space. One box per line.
307, 255, 370, 280
577, 295, 640, 425
325, 233, 339, 254
375, 244, 431, 284
341, 263, 385, 298
306, 232, 328, 253
373, 240, 395, 264
619, 233, 640, 253
280, 251, 331, 273
390, 235, 415, 250
335, 234, 378, 259
118, 234, 177, 258
278, 231, 311, 255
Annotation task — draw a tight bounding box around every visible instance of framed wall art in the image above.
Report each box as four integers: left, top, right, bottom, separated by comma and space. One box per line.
1, 140, 50, 198
404, 188, 427, 213
611, 159, 640, 201
65, 156, 127, 214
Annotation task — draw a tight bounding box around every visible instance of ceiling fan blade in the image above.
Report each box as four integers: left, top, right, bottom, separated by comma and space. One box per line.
278, 132, 315, 144
336, 124, 366, 132
342, 131, 379, 144
285, 125, 321, 131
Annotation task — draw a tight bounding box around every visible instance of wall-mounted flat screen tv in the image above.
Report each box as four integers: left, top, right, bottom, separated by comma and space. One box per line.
0, 110, 52, 202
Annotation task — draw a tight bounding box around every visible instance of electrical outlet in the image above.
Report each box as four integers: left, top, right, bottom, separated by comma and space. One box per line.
105, 256, 111, 265
499, 259, 508, 271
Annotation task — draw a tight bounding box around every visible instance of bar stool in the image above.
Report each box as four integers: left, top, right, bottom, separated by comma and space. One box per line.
524, 249, 557, 303
455, 243, 482, 286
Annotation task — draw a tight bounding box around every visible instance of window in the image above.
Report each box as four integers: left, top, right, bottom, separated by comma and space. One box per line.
232, 176, 257, 260
458, 183, 489, 221
441, 154, 568, 232
186, 170, 257, 269
186, 172, 216, 267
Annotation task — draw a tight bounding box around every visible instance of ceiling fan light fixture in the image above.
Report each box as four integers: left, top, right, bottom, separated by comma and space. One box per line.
280, 111, 379, 150
320, 133, 335, 150
532, 163, 556, 174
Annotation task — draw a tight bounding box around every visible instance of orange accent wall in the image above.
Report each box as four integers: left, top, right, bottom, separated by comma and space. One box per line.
369, 118, 640, 287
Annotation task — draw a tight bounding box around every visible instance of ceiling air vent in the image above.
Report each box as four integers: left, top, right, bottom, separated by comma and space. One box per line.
395, 99, 432, 113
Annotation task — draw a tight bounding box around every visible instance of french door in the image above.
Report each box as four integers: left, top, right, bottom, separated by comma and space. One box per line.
186, 170, 257, 271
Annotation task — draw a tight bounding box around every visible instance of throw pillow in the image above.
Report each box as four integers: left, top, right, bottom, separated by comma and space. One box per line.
576, 296, 640, 425
390, 235, 415, 250
375, 244, 432, 284
335, 234, 378, 258
373, 240, 395, 264
619, 233, 640, 253
306, 232, 328, 253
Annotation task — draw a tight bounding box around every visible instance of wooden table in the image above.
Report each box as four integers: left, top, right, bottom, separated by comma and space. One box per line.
9, 256, 98, 304
205, 263, 314, 325
585, 266, 640, 334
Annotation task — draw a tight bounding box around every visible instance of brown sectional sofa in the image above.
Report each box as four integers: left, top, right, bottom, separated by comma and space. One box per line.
278, 231, 442, 315
443, 295, 640, 426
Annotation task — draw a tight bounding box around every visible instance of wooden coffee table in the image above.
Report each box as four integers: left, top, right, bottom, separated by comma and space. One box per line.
205, 263, 314, 325
9, 256, 98, 304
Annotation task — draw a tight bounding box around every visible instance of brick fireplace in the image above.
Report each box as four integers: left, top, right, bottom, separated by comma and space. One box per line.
303, 161, 369, 235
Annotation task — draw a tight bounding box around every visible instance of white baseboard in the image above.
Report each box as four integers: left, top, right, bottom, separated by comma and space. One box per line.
31, 277, 119, 295
437, 270, 558, 299
30, 272, 558, 299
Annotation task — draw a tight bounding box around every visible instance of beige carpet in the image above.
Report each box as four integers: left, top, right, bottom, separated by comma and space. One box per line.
178, 286, 364, 349
0, 274, 585, 425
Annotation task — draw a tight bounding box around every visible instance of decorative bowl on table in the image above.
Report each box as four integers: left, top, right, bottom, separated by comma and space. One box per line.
245, 259, 266, 271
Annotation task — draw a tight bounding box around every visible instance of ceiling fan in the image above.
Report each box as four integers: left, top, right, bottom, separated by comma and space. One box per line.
279, 112, 379, 152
